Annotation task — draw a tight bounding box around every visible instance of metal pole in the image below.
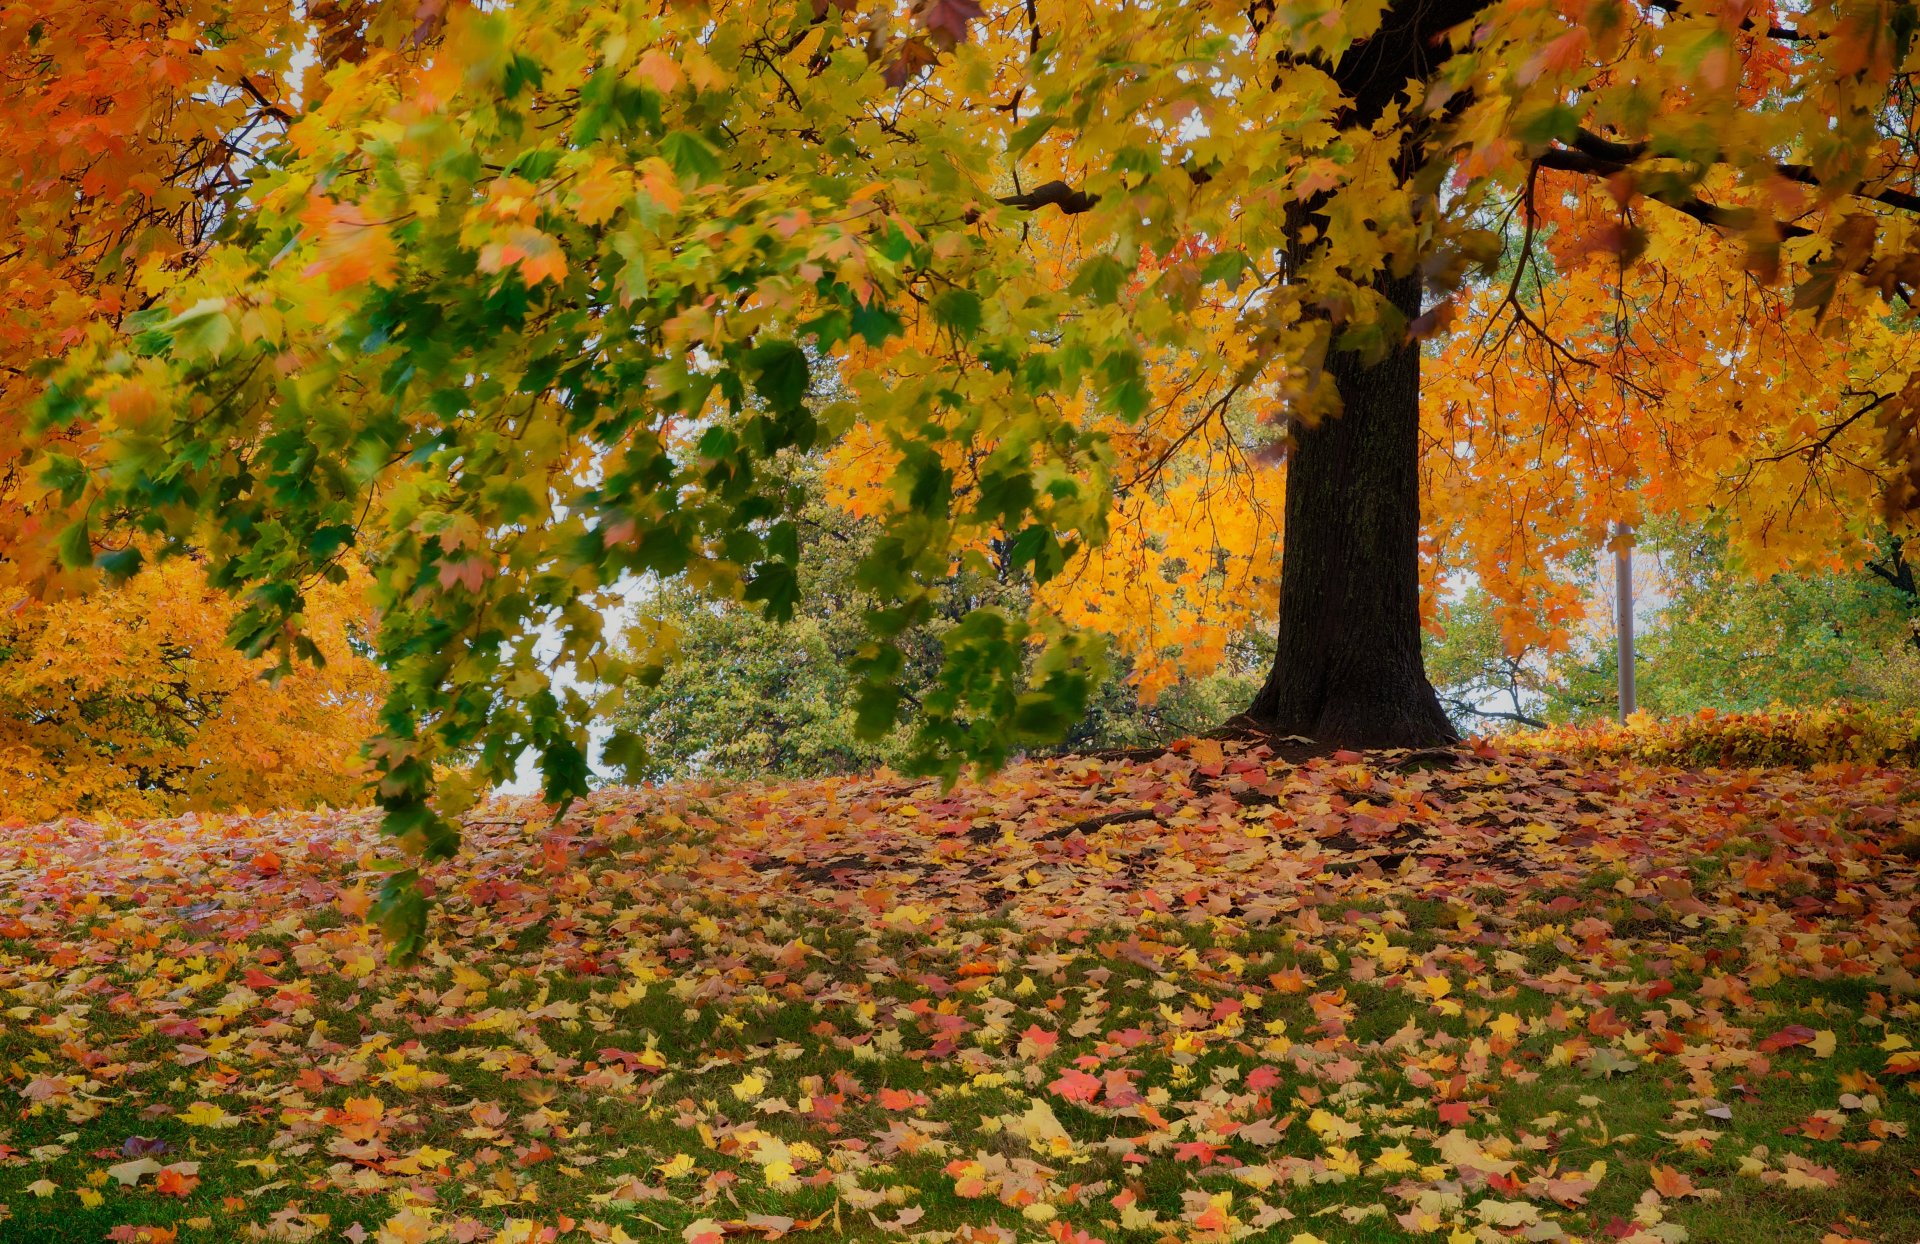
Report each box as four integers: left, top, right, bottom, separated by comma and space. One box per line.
1614, 525, 1635, 721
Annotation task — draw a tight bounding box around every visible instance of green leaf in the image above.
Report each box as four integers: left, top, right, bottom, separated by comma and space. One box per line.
95, 544, 143, 581
854, 681, 903, 739
502, 52, 545, 98
539, 737, 592, 803
307, 524, 357, 561
37, 453, 88, 504
745, 558, 800, 622
373, 870, 428, 964
509, 147, 562, 180
599, 728, 650, 783
55, 519, 91, 570
1199, 249, 1249, 286
1008, 114, 1055, 158
931, 288, 983, 338
162, 298, 234, 360
660, 129, 721, 180
749, 339, 810, 412
1069, 254, 1131, 305
1513, 102, 1579, 146
850, 300, 902, 345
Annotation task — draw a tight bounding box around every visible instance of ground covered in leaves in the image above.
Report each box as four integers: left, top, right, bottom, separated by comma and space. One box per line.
3, 741, 1919, 1244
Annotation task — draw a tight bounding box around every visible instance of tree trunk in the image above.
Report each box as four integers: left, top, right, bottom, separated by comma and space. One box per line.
1243, 267, 1457, 748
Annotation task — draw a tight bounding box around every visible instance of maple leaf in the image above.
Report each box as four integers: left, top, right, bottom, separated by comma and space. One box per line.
153, 1166, 199, 1196
301, 200, 400, 291
914, 0, 982, 48
1047, 1069, 1102, 1104
882, 36, 939, 88
1760, 1024, 1819, 1054
175, 1101, 242, 1128
1649, 1164, 1699, 1198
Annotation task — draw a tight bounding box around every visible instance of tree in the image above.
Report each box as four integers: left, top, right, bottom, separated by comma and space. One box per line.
0, 0, 424, 586
0, 0, 447, 819
1619, 526, 1920, 716
616, 475, 1021, 781
0, 557, 384, 821
1423, 586, 1553, 733
617, 468, 1264, 780
1425, 523, 1920, 729
34, 0, 1920, 952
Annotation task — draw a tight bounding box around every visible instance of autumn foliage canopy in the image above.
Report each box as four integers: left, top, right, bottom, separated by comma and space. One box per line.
12, 0, 1920, 945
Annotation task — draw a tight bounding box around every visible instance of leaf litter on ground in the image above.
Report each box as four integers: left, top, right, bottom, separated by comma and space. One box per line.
1, 737, 1918, 1243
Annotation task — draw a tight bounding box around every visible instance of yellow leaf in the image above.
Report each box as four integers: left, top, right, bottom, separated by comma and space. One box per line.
176, 1101, 241, 1128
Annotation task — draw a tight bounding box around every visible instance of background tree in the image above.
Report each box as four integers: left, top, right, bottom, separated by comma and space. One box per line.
1633, 529, 1920, 716
617, 468, 1263, 781
0, 0, 442, 583
0, 0, 431, 822
1425, 524, 1920, 731
0, 557, 383, 821
1423, 586, 1554, 733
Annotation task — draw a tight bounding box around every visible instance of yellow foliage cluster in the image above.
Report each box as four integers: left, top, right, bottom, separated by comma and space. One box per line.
0, 559, 383, 821
1518, 705, 1920, 770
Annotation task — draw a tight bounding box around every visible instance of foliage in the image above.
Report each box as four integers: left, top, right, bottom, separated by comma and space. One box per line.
617, 476, 1264, 782
1424, 585, 1556, 732
1633, 531, 1920, 717
620, 596, 903, 782
1523, 704, 1920, 770
1066, 663, 1263, 754
0, 0, 421, 587
613, 479, 1012, 782
4, 740, 1919, 1241
0, 558, 383, 820
1428, 528, 1920, 733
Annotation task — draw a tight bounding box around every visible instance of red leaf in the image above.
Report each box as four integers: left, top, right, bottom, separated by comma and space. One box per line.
1759, 1024, 1818, 1053
1049, 1069, 1102, 1105
917, 0, 983, 46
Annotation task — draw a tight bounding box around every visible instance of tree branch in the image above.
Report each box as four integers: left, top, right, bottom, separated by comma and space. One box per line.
1555, 127, 1920, 224
1774, 161, 1920, 217
1532, 146, 1814, 238
1643, 0, 1808, 42
236, 76, 294, 126
1440, 696, 1548, 731
996, 180, 1100, 215
1754, 389, 1896, 463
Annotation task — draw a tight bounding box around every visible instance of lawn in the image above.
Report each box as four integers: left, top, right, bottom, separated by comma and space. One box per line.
1, 739, 1916, 1243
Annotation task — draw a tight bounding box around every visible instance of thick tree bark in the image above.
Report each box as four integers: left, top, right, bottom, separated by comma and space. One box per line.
1236, 0, 1482, 749
1243, 267, 1458, 748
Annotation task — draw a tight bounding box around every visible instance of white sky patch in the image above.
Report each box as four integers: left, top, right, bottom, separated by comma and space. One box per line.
495, 573, 655, 795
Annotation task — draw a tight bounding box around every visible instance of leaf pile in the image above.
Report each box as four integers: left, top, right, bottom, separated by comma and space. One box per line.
1522, 708, 1920, 773
3, 740, 1919, 1243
